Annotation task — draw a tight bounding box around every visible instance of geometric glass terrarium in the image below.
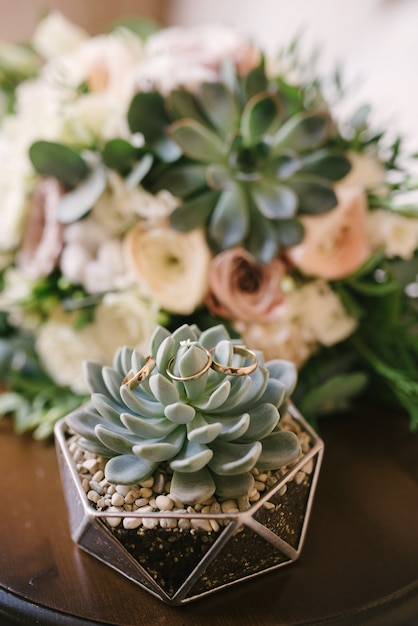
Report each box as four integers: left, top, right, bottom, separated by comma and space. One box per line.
54, 323, 324, 605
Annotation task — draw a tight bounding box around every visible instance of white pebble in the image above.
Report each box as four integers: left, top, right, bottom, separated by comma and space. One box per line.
82, 459, 98, 473
303, 459, 314, 475
116, 485, 131, 497
92, 470, 104, 482
254, 480, 266, 491
87, 490, 100, 504
111, 493, 125, 507
123, 517, 142, 530
263, 501, 275, 511
135, 498, 150, 508
140, 477, 154, 489
142, 517, 159, 529
89, 480, 104, 495
139, 487, 153, 499
159, 517, 177, 529
106, 516, 121, 528
221, 500, 239, 514
155, 495, 174, 511
210, 519, 220, 532
178, 519, 191, 530
295, 471, 305, 485
191, 518, 213, 532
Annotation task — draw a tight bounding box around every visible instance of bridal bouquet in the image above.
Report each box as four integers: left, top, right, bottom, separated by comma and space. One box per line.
1, 12, 417, 438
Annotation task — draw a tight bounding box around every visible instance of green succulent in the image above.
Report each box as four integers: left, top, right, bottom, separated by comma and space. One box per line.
66, 323, 301, 504
125, 60, 351, 263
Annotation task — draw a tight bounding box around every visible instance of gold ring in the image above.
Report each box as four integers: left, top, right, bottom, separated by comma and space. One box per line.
210, 346, 258, 376
166, 345, 212, 382
122, 356, 156, 388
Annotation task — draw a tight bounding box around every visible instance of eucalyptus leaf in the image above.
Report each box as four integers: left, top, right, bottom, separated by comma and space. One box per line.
29, 141, 88, 189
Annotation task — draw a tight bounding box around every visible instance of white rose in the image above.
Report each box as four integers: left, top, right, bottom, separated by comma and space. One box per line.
0, 140, 29, 251
296, 280, 358, 347
367, 209, 418, 259
36, 293, 159, 394
0, 268, 40, 331
32, 12, 88, 60
124, 226, 211, 314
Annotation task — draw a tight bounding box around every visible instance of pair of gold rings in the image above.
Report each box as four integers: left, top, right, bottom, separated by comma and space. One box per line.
122, 344, 258, 387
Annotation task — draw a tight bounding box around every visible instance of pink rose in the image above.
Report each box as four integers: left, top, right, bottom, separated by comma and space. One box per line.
206, 248, 286, 322
17, 178, 64, 279
286, 185, 372, 280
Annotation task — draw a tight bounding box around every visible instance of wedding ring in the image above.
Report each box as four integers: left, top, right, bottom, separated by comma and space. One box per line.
210, 346, 258, 376
166, 345, 212, 382
122, 356, 156, 388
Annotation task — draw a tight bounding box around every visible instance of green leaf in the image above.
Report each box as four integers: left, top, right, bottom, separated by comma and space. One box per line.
301, 149, 352, 181
29, 141, 88, 189
166, 88, 208, 126
168, 119, 225, 163
102, 138, 140, 174
290, 176, 337, 214
267, 152, 302, 179
257, 430, 300, 470
242, 63, 269, 100
206, 164, 234, 190
150, 162, 208, 197
108, 17, 160, 39
198, 82, 240, 138
241, 92, 282, 144
246, 212, 279, 263
128, 92, 181, 162
251, 179, 298, 219
133, 426, 186, 461
238, 403, 279, 441
170, 467, 216, 503
274, 218, 305, 247
170, 190, 220, 231
272, 111, 331, 153
298, 372, 369, 419
209, 185, 249, 249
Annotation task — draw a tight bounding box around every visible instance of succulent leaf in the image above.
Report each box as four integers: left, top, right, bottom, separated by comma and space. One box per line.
198, 82, 240, 138
271, 111, 331, 153
257, 430, 301, 470
251, 179, 298, 219
170, 467, 216, 503
168, 119, 225, 163
212, 471, 255, 498
209, 186, 249, 249
66, 325, 300, 503
105, 454, 158, 484
208, 440, 262, 475
241, 92, 282, 144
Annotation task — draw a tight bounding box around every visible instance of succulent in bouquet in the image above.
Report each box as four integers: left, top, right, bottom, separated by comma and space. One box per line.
0, 12, 417, 439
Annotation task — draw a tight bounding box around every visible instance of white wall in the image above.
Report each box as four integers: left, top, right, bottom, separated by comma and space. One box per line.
169, 0, 418, 151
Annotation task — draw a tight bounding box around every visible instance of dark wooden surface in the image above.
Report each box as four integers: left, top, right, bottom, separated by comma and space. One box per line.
1, 405, 418, 626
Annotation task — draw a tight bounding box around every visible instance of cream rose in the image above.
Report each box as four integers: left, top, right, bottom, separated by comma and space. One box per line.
124, 226, 211, 314
286, 185, 372, 280
367, 209, 418, 259
206, 247, 286, 322
36, 293, 159, 394
32, 12, 88, 60
341, 150, 385, 189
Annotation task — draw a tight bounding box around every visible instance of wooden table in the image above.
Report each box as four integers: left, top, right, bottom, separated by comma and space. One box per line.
1, 404, 418, 625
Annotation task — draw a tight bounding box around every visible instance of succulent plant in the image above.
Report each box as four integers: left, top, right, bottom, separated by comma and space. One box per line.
66, 323, 301, 504
125, 60, 351, 263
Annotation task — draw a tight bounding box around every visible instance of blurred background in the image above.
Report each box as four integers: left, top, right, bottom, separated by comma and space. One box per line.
0, 0, 417, 149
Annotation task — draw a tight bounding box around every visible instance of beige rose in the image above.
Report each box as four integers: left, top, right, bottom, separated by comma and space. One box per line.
36, 292, 159, 394
124, 225, 211, 314
340, 150, 385, 189
206, 247, 286, 322
286, 185, 372, 280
